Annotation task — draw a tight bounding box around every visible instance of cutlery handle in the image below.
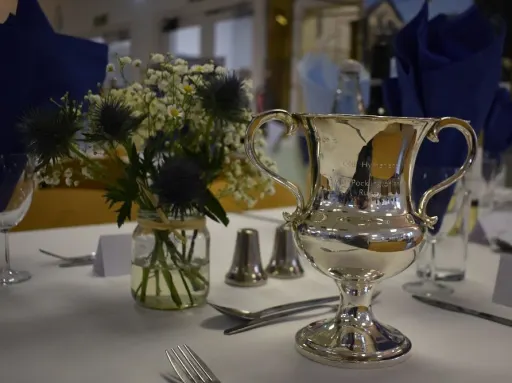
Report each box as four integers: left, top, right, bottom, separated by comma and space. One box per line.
256, 295, 340, 317
225, 305, 333, 335
59, 258, 94, 268
256, 290, 380, 317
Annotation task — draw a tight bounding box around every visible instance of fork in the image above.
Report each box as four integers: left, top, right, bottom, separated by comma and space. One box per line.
165, 345, 221, 383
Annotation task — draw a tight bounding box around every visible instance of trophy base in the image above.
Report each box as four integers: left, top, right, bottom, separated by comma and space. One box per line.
295, 318, 412, 369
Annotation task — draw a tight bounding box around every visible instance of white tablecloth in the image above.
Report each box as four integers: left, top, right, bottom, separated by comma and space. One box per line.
1, 208, 512, 383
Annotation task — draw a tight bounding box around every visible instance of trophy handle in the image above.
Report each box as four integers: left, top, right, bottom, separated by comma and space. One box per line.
412, 117, 478, 228
245, 110, 312, 223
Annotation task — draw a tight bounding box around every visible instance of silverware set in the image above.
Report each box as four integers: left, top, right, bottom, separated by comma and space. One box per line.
209, 290, 382, 335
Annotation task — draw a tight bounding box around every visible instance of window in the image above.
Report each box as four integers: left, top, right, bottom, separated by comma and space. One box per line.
214, 16, 253, 72
169, 25, 201, 57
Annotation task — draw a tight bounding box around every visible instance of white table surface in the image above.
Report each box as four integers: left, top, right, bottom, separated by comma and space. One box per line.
1, 207, 512, 383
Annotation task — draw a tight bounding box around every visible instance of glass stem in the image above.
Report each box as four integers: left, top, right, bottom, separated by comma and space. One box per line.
427, 236, 437, 283
0, 230, 10, 271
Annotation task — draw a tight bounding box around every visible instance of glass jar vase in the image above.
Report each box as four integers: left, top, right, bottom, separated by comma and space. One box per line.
131, 209, 210, 310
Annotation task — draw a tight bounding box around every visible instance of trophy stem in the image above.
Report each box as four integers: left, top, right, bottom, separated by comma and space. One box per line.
336, 281, 374, 318
295, 280, 412, 368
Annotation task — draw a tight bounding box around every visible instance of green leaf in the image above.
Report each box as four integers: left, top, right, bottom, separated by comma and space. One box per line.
115, 201, 132, 227
202, 208, 220, 223
204, 189, 229, 226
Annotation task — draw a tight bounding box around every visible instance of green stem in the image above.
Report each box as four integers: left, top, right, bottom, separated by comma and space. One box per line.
69, 145, 104, 173
178, 269, 194, 306
138, 246, 158, 303
154, 231, 183, 307
187, 230, 199, 262
163, 237, 208, 291
181, 229, 187, 261
156, 256, 182, 307
68, 144, 114, 185
155, 270, 161, 296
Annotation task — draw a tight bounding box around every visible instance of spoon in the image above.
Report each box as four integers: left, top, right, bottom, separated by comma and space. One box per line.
208, 289, 381, 321
39, 249, 95, 266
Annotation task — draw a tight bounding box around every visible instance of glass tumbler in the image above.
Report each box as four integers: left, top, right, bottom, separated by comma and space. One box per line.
403, 167, 467, 296
416, 178, 470, 281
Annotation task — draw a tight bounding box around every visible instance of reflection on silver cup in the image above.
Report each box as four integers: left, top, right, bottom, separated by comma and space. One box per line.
246, 111, 477, 368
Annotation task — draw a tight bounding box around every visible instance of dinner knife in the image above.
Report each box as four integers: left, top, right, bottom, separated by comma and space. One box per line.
224, 304, 336, 335
412, 295, 512, 327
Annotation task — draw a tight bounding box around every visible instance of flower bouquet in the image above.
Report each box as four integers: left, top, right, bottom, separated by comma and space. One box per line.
18, 54, 276, 309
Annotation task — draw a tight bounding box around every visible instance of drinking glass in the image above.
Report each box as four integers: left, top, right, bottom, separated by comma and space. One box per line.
415, 178, 470, 281
0, 154, 35, 285
403, 167, 464, 296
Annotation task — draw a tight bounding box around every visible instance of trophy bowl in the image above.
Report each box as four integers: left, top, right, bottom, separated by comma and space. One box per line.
245, 111, 477, 368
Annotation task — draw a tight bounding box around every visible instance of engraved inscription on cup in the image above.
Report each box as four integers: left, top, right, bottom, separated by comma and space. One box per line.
293, 118, 425, 284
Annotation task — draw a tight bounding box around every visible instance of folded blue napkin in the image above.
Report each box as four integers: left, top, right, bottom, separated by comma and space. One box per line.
383, 2, 506, 234
482, 88, 512, 158
0, 0, 108, 211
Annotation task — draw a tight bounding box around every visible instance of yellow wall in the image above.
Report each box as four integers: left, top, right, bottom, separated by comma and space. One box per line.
14, 179, 295, 232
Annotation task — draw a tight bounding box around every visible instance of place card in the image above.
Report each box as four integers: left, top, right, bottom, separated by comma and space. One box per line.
492, 251, 512, 309
93, 233, 132, 277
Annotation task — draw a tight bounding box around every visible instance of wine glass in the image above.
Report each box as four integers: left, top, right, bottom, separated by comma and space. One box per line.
0, 154, 35, 285
403, 167, 463, 297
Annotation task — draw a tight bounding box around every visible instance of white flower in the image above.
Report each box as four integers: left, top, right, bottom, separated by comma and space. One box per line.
167, 105, 183, 119
119, 56, 132, 65
63, 168, 73, 178
151, 53, 165, 64
215, 66, 227, 75
65, 178, 73, 187
190, 65, 204, 73
202, 64, 214, 73
132, 59, 142, 67
174, 64, 188, 75
86, 94, 101, 104
106, 63, 115, 72
131, 83, 143, 91
243, 79, 253, 90
157, 80, 169, 91
180, 83, 195, 94
81, 167, 92, 179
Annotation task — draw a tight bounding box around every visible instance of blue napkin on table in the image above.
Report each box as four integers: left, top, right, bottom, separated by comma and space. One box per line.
0, 0, 108, 211
382, 2, 506, 234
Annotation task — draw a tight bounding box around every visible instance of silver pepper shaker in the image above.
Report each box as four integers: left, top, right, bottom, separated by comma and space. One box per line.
225, 228, 267, 287
265, 223, 304, 279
